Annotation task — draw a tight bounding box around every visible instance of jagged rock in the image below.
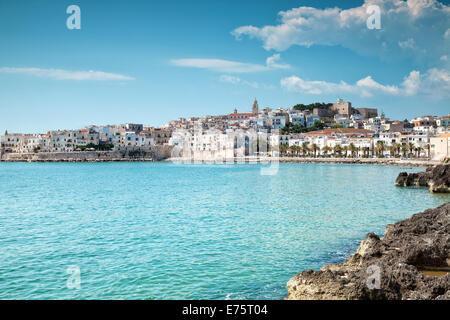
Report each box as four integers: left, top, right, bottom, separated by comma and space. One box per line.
286, 203, 450, 300
395, 164, 450, 193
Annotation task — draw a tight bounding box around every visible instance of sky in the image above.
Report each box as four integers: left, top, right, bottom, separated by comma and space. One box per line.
0, 0, 449, 133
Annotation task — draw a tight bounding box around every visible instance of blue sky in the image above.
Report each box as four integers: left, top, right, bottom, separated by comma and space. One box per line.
0, 0, 449, 133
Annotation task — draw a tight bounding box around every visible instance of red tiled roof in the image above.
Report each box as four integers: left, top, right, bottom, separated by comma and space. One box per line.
228, 113, 256, 117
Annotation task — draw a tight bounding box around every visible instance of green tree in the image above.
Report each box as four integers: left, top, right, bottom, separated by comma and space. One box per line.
408, 143, 415, 158
311, 143, 320, 158
375, 141, 386, 158
279, 144, 288, 156
342, 145, 349, 157
348, 143, 357, 158
301, 142, 310, 157
292, 102, 332, 112
322, 145, 331, 157
288, 145, 296, 157
333, 145, 342, 157
401, 146, 408, 158
416, 146, 423, 158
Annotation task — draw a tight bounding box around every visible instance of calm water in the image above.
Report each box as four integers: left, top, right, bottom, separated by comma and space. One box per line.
0, 162, 448, 300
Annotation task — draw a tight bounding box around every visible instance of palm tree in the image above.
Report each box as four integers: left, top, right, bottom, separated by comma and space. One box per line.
361, 146, 369, 158
349, 143, 357, 158
375, 141, 385, 158
279, 144, 288, 156
342, 145, 349, 158
389, 143, 401, 158
322, 145, 331, 157
416, 146, 423, 158
289, 145, 296, 157
401, 146, 408, 158
311, 143, 319, 158
333, 145, 342, 157
408, 143, 415, 158
301, 142, 310, 157
393, 142, 401, 156
389, 145, 396, 157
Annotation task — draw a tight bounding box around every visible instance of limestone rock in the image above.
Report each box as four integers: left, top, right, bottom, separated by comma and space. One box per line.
395, 164, 450, 193
286, 203, 450, 300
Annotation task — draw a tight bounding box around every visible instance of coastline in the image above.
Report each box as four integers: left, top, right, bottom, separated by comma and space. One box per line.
0, 153, 440, 167
286, 202, 450, 300
166, 156, 439, 167
0, 147, 172, 163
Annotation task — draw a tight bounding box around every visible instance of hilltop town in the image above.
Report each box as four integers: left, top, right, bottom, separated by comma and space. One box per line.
1, 99, 449, 162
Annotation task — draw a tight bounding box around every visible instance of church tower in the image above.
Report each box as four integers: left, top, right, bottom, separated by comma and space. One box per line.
252, 98, 259, 114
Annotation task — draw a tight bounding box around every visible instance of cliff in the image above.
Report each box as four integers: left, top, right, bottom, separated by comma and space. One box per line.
395, 164, 450, 193
286, 203, 450, 300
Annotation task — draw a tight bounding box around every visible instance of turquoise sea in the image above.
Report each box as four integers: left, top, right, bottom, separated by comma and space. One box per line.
0, 162, 448, 300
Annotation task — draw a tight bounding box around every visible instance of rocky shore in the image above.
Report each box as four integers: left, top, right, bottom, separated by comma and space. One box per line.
395, 164, 450, 193
286, 202, 450, 300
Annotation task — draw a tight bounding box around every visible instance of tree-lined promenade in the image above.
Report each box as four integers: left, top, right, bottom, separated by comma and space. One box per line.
279, 141, 431, 159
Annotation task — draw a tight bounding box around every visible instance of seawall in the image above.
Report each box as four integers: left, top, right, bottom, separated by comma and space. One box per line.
0, 146, 173, 162
167, 156, 439, 167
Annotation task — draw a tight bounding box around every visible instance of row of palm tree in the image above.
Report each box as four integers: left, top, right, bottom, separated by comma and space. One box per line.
379, 141, 427, 158
279, 141, 430, 158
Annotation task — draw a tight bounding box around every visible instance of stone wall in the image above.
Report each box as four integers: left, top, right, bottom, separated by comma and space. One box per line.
0, 145, 173, 162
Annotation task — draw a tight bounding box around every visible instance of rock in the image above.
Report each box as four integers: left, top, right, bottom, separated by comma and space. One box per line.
395, 164, 450, 193
286, 203, 450, 300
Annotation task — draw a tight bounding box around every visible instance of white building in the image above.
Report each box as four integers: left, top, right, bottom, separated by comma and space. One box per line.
289, 113, 305, 126
269, 116, 286, 130
430, 133, 450, 161
305, 114, 320, 127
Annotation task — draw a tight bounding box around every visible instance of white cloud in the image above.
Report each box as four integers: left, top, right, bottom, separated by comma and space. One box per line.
398, 38, 415, 49
445, 28, 450, 39
420, 68, 450, 95
0, 67, 134, 80
280, 74, 401, 97
281, 68, 450, 97
401, 70, 420, 95
219, 75, 259, 88
356, 76, 400, 96
280, 76, 355, 95
232, 0, 450, 63
171, 54, 290, 73
266, 54, 290, 69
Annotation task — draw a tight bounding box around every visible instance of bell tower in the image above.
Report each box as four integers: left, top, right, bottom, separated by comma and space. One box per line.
252, 98, 259, 114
